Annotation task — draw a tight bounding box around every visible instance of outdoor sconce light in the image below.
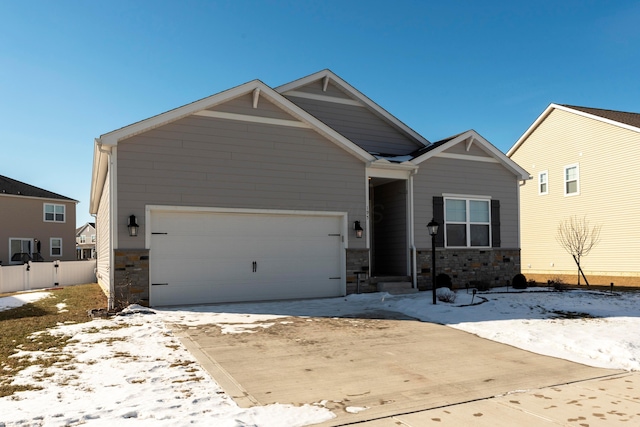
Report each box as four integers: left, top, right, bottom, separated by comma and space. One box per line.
354, 221, 363, 238
427, 218, 439, 305
128, 215, 139, 237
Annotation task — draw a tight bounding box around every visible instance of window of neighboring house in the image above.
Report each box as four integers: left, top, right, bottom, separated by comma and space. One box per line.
50, 238, 62, 257
9, 238, 32, 264
444, 198, 491, 247
564, 164, 580, 195
91, 234, 96, 243
79, 235, 86, 243
538, 171, 548, 195
44, 203, 65, 222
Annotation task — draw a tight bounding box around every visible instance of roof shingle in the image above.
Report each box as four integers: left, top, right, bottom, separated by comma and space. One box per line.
0, 175, 75, 201
562, 105, 640, 129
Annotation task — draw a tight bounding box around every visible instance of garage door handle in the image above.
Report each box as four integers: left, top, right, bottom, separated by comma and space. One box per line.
252, 261, 257, 272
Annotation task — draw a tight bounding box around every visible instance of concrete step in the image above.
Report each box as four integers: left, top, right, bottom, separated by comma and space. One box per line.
377, 281, 418, 295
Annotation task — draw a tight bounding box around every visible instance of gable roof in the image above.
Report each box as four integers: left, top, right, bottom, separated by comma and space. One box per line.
90, 77, 377, 213
508, 103, 640, 157
276, 69, 430, 148
411, 130, 530, 180
0, 175, 76, 201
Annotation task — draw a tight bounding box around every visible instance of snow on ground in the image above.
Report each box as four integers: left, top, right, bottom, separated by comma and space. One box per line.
1, 287, 639, 426
0, 291, 52, 311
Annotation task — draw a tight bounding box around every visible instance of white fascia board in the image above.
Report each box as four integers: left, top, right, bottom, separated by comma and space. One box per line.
97, 80, 267, 146
413, 130, 531, 180
0, 193, 78, 204
276, 69, 431, 147
95, 78, 375, 164
507, 103, 557, 157
507, 103, 640, 158
89, 139, 111, 214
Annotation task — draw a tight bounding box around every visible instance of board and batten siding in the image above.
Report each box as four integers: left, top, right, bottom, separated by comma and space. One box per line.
96, 168, 111, 295
115, 98, 366, 249
511, 108, 640, 276
413, 156, 520, 249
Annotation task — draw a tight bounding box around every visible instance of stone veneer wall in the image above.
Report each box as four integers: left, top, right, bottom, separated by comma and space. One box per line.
346, 249, 373, 293
113, 249, 149, 309
416, 248, 521, 290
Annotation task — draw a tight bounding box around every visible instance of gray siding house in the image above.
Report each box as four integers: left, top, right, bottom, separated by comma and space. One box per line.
90, 70, 529, 308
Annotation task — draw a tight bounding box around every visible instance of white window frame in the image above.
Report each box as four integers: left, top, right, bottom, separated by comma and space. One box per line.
50, 238, 62, 257
91, 234, 96, 243
444, 196, 492, 248
44, 203, 66, 223
9, 238, 33, 264
538, 170, 548, 195
79, 235, 86, 243
564, 163, 580, 196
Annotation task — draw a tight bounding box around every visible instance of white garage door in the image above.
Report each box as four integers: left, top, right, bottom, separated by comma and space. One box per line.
149, 210, 345, 306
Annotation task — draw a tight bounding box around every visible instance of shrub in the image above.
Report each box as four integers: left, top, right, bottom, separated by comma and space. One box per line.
435, 273, 452, 288
436, 287, 457, 303
512, 273, 528, 289
548, 277, 567, 291
527, 279, 537, 288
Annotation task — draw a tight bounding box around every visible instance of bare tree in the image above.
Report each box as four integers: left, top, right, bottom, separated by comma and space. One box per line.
556, 216, 602, 285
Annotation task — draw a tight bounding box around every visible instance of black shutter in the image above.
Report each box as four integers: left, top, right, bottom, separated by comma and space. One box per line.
433, 196, 445, 247
491, 199, 501, 248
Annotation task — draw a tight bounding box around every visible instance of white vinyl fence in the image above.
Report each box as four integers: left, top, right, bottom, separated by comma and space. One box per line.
0, 260, 97, 294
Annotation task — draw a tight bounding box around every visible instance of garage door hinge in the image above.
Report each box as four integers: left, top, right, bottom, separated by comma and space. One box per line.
329, 277, 341, 280
152, 232, 168, 235
151, 283, 169, 286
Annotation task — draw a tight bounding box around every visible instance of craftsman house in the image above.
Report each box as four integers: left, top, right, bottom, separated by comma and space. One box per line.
76, 222, 96, 260
0, 175, 77, 265
90, 70, 529, 308
508, 104, 640, 286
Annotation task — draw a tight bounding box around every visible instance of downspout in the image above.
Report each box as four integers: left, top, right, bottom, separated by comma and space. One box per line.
96, 140, 115, 310
408, 171, 417, 289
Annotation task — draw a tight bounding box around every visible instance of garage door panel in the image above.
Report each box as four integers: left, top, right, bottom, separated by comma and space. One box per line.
150, 210, 344, 306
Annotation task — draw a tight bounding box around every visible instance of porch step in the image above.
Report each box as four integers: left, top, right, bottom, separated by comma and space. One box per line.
377, 281, 418, 295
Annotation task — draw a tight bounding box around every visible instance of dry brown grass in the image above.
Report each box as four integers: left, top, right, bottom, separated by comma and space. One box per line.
0, 283, 106, 397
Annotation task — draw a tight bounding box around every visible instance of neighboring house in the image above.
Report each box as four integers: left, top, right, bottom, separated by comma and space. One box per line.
508, 104, 640, 286
0, 175, 77, 265
76, 222, 96, 260
90, 69, 529, 308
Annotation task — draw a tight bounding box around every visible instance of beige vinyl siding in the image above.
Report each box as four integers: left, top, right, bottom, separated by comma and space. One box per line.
116, 109, 366, 249
284, 96, 423, 155
511, 108, 640, 276
413, 157, 520, 249
96, 168, 111, 294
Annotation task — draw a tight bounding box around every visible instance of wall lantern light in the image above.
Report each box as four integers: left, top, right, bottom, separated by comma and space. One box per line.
354, 221, 363, 239
128, 215, 139, 237
427, 218, 439, 305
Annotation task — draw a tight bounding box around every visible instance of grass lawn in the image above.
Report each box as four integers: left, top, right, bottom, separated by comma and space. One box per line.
0, 283, 107, 397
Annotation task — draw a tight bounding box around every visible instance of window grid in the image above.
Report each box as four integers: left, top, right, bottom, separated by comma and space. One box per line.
44, 204, 66, 222
564, 164, 579, 196
444, 198, 491, 248
50, 238, 62, 257
538, 171, 548, 195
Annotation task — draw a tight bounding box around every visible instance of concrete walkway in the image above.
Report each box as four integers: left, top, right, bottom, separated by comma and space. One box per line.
172, 312, 638, 426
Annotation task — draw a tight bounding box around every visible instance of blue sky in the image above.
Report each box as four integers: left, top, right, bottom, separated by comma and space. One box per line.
1, 1, 639, 226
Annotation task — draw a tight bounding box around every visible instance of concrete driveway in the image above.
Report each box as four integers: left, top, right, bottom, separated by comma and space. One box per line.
172, 310, 626, 426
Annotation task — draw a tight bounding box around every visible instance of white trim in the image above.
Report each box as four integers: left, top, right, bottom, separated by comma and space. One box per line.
110, 147, 118, 268
563, 163, 580, 196
443, 196, 492, 249
442, 193, 492, 200
412, 130, 530, 180
507, 103, 640, 157
366, 166, 414, 180
538, 170, 549, 195
50, 237, 62, 257
435, 152, 500, 163
8, 237, 33, 265
193, 110, 311, 128
275, 69, 431, 147
0, 193, 77, 203
43, 203, 66, 223
282, 90, 363, 107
